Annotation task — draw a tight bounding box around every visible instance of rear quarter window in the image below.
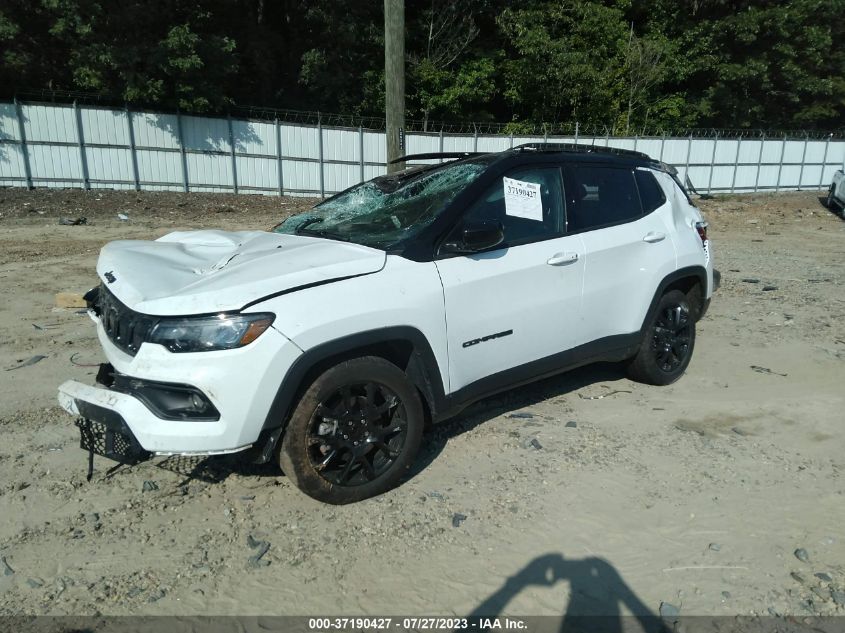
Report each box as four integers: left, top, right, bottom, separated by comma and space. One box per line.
635, 169, 667, 213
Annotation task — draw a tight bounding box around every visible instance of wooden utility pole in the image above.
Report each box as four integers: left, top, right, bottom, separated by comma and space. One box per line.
384, 0, 405, 173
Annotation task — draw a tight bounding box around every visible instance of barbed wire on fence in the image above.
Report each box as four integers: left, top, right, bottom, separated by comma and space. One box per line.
2, 96, 844, 197
10, 89, 845, 141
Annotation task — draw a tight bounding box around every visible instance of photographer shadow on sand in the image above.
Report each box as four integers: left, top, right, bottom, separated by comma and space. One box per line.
463, 553, 672, 633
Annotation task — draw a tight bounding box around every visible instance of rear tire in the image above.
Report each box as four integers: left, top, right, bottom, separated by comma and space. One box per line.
827, 186, 836, 209
278, 356, 424, 504
627, 290, 696, 386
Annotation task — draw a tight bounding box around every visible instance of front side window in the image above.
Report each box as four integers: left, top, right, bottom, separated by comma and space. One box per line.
455, 167, 564, 247
274, 159, 490, 249
566, 166, 642, 233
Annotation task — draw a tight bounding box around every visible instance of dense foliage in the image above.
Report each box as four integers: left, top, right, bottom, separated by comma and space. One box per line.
1, 0, 842, 130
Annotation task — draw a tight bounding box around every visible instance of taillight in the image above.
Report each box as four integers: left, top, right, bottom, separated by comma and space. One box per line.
694, 221, 708, 245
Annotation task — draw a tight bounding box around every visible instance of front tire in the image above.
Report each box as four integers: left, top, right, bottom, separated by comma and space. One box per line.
627, 290, 696, 386
827, 186, 836, 209
278, 356, 424, 504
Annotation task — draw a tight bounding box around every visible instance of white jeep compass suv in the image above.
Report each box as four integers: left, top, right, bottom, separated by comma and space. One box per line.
58, 143, 717, 504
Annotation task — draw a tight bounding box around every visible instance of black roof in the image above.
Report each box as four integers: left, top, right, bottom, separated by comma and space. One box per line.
394, 142, 674, 175
513, 142, 651, 160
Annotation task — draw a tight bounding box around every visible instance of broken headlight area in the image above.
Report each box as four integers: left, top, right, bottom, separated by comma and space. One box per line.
98, 365, 220, 421
147, 313, 275, 353
91, 285, 273, 355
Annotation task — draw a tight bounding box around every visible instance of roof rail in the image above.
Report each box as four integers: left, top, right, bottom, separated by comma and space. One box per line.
514, 142, 653, 161
389, 151, 483, 165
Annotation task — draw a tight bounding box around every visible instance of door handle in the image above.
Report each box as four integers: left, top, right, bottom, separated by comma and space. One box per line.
547, 252, 579, 266
643, 232, 666, 243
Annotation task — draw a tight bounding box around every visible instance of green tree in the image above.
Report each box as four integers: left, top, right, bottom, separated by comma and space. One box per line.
496, 1, 631, 127
406, 0, 500, 127
297, 2, 384, 115
0, 0, 842, 129
643, 0, 845, 129
0, 0, 240, 112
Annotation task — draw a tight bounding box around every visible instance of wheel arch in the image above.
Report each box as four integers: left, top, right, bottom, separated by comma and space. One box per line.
250, 326, 446, 463
640, 266, 708, 334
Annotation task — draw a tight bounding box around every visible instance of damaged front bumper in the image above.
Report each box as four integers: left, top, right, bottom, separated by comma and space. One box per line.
58, 317, 303, 459
59, 375, 256, 458
74, 403, 151, 479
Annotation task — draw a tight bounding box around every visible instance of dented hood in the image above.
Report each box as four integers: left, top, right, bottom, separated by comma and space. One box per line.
96, 230, 386, 315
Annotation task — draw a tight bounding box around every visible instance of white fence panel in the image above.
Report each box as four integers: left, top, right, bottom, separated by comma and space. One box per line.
0, 144, 27, 186
186, 152, 232, 190
758, 164, 781, 190
0, 104, 26, 185
236, 156, 277, 192
322, 128, 359, 163
233, 119, 273, 156
181, 115, 229, 152
80, 107, 129, 146
659, 138, 691, 165
713, 139, 738, 164
476, 136, 509, 152
1, 101, 844, 197
282, 159, 320, 195
733, 165, 758, 191
363, 131, 386, 165
281, 124, 319, 159
442, 135, 475, 152
22, 104, 77, 143
85, 146, 134, 186
136, 149, 182, 188
131, 112, 180, 150
28, 143, 81, 183
738, 138, 763, 163
0, 103, 22, 141
406, 133, 441, 164
324, 163, 360, 194
636, 139, 663, 160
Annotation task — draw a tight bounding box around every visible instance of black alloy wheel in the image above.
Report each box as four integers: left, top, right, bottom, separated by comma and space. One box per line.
278, 356, 424, 504
626, 289, 697, 386
651, 303, 692, 373
308, 382, 408, 487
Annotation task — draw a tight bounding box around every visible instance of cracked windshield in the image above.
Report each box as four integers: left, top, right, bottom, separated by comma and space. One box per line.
274, 161, 489, 248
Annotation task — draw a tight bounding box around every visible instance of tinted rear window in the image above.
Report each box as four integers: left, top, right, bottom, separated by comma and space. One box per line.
635, 169, 667, 213
566, 166, 641, 232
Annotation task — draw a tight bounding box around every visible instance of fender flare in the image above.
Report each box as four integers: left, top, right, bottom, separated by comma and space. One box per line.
250, 326, 446, 463
639, 265, 708, 335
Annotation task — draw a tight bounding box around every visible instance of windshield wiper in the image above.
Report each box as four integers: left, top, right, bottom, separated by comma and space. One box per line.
296, 226, 353, 243
294, 217, 323, 234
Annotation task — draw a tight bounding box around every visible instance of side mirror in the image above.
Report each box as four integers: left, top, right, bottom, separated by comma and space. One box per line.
442, 219, 504, 254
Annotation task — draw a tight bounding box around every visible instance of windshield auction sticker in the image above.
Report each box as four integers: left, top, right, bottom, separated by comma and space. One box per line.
503, 177, 542, 221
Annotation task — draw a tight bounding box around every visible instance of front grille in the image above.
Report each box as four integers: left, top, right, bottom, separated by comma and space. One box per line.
96, 284, 158, 356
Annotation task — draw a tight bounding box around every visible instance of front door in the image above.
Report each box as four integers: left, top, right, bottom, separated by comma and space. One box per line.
435, 166, 585, 394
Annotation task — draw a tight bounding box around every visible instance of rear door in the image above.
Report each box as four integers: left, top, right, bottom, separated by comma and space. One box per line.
564, 164, 677, 346
435, 166, 585, 393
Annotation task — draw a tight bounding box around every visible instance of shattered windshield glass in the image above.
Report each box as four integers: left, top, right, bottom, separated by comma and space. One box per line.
273, 159, 490, 249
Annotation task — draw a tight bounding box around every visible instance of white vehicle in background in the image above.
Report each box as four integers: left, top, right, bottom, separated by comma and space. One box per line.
827, 170, 845, 214
58, 143, 717, 504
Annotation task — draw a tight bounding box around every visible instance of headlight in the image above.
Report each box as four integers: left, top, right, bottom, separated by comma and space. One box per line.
148, 313, 275, 353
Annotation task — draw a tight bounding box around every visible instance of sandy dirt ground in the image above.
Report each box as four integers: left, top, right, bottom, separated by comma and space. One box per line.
0, 187, 843, 620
